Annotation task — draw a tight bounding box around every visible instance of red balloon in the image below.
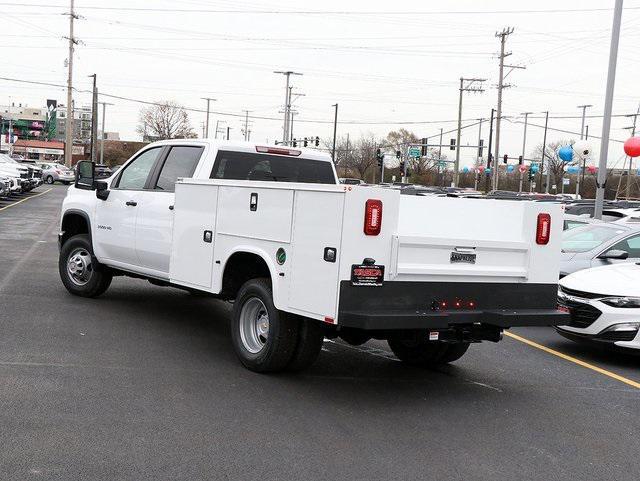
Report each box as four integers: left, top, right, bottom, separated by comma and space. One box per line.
624, 137, 640, 158
587, 165, 597, 174
518, 165, 527, 173
477, 165, 485, 173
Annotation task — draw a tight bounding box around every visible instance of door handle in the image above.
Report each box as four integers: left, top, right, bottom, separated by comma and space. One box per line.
169, 205, 174, 210
125, 200, 137, 206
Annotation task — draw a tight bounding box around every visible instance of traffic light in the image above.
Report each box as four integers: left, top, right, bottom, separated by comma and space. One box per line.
421, 137, 428, 156
503, 154, 508, 164
478, 139, 484, 158
396, 150, 401, 159
303, 137, 308, 147
450, 139, 456, 151
376, 148, 383, 168
292, 138, 297, 147
399, 161, 405, 173
518, 155, 523, 165
315, 136, 319, 146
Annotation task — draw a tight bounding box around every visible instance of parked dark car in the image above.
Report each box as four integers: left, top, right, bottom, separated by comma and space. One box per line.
94, 164, 113, 178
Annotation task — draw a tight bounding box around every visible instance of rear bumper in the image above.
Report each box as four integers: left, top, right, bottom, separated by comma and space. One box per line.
337, 280, 568, 330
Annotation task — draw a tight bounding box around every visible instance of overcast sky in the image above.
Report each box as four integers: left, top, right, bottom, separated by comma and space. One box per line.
2, 0, 640, 168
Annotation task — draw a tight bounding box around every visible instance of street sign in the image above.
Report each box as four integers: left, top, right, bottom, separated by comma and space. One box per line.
408, 147, 421, 158
563, 178, 570, 185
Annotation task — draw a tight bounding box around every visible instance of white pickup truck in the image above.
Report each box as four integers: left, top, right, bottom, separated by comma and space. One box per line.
59, 139, 567, 372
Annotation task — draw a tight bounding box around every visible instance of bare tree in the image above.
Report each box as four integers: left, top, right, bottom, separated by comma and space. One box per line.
533, 140, 570, 191
136, 101, 197, 140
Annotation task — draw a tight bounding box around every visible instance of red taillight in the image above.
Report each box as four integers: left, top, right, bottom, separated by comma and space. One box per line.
536, 213, 551, 245
364, 199, 383, 236
255, 146, 301, 156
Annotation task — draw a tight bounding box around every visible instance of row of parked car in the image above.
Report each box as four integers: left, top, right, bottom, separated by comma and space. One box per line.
0, 156, 80, 199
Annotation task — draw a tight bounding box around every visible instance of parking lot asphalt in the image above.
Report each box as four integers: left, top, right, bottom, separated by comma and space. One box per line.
1, 184, 639, 481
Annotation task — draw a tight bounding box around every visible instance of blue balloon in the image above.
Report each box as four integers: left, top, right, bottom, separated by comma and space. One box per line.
558, 146, 573, 162
530, 164, 539, 173
567, 166, 579, 174
506, 164, 514, 172
485, 168, 491, 174
462, 166, 469, 173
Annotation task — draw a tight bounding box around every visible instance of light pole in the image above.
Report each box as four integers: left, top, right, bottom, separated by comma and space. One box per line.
519, 112, 532, 192
454, 77, 485, 186
98, 101, 113, 165
594, 0, 623, 219
332, 103, 338, 162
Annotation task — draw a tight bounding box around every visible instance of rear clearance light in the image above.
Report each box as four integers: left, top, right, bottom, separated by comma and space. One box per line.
364, 199, 383, 236
433, 300, 476, 311
255, 146, 301, 156
536, 213, 551, 245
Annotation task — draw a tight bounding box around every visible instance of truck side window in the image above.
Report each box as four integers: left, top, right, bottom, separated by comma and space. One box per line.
115, 147, 162, 190
154, 146, 203, 192
210, 151, 335, 184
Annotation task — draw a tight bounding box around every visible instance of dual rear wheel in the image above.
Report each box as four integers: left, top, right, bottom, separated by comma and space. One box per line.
231, 278, 325, 373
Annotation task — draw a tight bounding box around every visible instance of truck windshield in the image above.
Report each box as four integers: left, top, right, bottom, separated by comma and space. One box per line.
561, 224, 628, 253
210, 150, 336, 184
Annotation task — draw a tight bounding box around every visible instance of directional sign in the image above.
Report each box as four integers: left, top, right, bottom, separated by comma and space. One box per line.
408, 147, 421, 158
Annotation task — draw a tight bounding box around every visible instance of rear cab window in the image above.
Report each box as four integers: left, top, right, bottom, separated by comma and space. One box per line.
210, 150, 336, 184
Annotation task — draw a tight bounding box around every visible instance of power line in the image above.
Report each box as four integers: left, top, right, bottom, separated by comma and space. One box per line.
4, 4, 640, 14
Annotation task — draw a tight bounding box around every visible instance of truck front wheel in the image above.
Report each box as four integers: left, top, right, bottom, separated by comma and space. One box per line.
387, 338, 470, 367
231, 278, 299, 373
59, 234, 112, 298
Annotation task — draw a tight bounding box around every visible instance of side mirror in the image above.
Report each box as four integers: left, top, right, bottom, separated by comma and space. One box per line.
95, 180, 110, 200
75, 161, 95, 190
598, 249, 629, 260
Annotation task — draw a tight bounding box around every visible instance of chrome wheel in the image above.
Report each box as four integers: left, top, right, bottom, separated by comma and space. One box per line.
239, 297, 270, 354
66, 247, 93, 286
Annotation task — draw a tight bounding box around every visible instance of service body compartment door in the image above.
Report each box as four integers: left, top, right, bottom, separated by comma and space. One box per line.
169, 183, 219, 289
288, 191, 344, 318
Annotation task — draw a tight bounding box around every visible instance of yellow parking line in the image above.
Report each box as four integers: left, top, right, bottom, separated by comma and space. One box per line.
505, 331, 640, 390
0, 188, 52, 211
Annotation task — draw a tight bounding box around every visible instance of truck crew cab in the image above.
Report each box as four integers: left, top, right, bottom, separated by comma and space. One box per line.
59, 139, 567, 372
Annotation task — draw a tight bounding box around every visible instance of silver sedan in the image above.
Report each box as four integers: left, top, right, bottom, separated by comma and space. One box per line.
560, 223, 640, 277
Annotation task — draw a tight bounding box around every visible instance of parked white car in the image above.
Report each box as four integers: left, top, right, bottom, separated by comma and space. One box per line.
556, 263, 640, 351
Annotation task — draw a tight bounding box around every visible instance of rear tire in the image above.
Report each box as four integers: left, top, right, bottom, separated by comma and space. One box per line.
46, 176, 54, 184
388, 338, 446, 367
231, 278, 299, 373
286, 317, 325, 372
438, 343, 470, 363
59, 234, 112, 298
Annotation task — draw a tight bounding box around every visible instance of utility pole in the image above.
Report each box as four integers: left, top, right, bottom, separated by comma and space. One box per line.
595, 0, 623, 219
64, 0, 78, 168
332, 103, 338, 162
242, 110, 251, 141
201, 97, 216, 138
439, 127, 444, 187
485, 108, 495, 193
576, 104, 593, 197
475, 119, 483, 191
226, 126, 231, 140
540, 111, 549, 193
519, 112, 532, 192
617, 105, 640, 199
88, 74, 98, 162
214, 120, 220, 139
493, 27, 525, 191
274, 70, 302, 142
98, 101, 113, 165
454, 77, 485, 187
